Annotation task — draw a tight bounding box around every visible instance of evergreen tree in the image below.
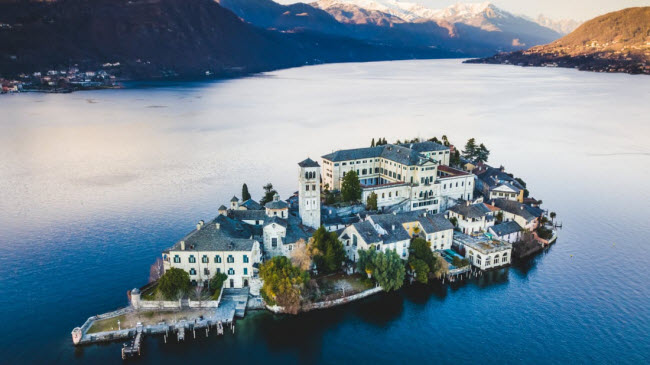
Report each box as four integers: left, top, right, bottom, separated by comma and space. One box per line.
371, 138, 375, 147
311, 226, 345, 274
366, 192, 378, 211
462, 138, 478, 160
158, 268, 191, 299
241, 183, 251, 201
476, 143, 490, 163
260, 183, 278, 206
429, 136, 440, 144
341, 171, 361, 202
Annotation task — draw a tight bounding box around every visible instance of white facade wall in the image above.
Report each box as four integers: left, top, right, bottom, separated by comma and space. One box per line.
438, 175, 474, 210
361, 184, 411, 209
465, 246, 512, 270
299, 165, 321, 229
165, 242, 260, 288
425, 229, 453, 251
448, 210, 494, 235
263, 223, 288, 258
488, 229, 522, 244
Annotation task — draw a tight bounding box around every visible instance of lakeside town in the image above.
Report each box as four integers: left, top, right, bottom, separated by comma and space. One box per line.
71, 136, 559, 359
0, 66, 121, 93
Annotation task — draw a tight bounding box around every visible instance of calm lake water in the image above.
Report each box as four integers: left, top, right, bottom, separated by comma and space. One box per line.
1, 59, 649, 364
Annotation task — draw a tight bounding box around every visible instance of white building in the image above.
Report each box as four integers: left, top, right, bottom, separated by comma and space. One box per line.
338, 211, 455, 262
447, 202, 497, 235
163, 215, 262, 288
489, 183, 522, 202
321, 142, 473, 214
453, 233, 512, 271
298, 158, 321, 229
491, 199, 544, 231
488, 221, 523, 243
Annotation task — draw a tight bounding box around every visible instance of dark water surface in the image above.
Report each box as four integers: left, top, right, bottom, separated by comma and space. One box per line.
1, 60, 649, 364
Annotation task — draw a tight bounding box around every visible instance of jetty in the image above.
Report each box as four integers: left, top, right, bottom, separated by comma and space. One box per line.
72, 288, 251, 359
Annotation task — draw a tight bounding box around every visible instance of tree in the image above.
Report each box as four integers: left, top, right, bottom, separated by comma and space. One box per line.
428, 136, 440, 144
514, 177, 527, 189
242, 183, 251, 201
158, 268, 191, 299
290, 239, 313, 271
341, 170, 361, 202
372, 250, 405, 292
449, 217, 458, 227
259, 256, 309, 314
409, 258, 430, 284
495, 211, 504, 223
366, 192, 378, 211
149, 257, 164, 283
209, 272, 228, 299
260, 183, 278, 206
550, 212, 556, 224
476, 143, 490, 163
357, 249, 377, 277
371, 138, 375, 147
463, 138, 477, 160
441, 135, 450, 147
450, 150, 461, 167
311, 226, 345, 273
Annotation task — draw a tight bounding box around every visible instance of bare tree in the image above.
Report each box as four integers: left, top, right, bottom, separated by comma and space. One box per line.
149, 258, 164, 283
290, 239, 313, 271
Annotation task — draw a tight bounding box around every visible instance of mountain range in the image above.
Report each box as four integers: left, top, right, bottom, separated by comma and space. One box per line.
0, 0, 576, 80
466, 7, 650, 75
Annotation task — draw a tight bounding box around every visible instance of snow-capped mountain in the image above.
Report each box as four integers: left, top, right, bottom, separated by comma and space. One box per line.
533, 14, 582, 35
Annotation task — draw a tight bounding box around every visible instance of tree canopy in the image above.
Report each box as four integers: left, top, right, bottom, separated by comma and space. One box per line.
371, 249, 406, 292
462, 138, 490, 163
260, 183, 278, 206
259, 256, 309, 314
158, 268, 191, 299
311, 226, 345, 274
408, 238, 448, 283
366, 192, 378, 211
242, 183, 251, 201
341, 170, 361, 203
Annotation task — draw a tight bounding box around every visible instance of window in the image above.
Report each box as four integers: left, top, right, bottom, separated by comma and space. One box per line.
353, 234, 358, 246
228, 268, 234, 275
244, 268, 248, 275
502, 257, 508, 263
477, 258, 482, 265
202, 255, 208, 263
227, 255, 234, 263
272, 238, 278, 248
189, 255, 196, 263
243, 255, 249, 263
190, 268, 197, 275
217, 268, 221, 274
306, 185, 310, 191
173, 255, 180, 263
204, 268, 210, 275
215, 255, 222, 263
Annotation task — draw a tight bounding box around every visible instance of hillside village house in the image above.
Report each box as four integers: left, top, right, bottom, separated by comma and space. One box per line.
321, 142, 473, 213
474, 164, 525, 203
338, 211, 454, 262
163, 215, 261, 289
447, 202, 497, 235
453, 233, 512, 270
491, 199, 544, 231
488, 221, 523, 243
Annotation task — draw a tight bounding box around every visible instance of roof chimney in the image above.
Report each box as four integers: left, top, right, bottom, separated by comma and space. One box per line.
180, 240, 185, 250
215, 223, 221, 230
466, 200, 470, 206
391, 224, 396, 231
197, 220, 204, 230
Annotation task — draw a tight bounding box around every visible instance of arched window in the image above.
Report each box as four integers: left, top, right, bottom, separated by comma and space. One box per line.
189, 255, 196, 263
228, 268, 235, 275
227, 255, 234, 263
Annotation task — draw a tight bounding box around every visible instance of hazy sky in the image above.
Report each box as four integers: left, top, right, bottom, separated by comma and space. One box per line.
276, 0, 650, 21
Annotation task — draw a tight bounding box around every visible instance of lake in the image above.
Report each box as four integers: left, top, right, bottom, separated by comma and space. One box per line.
0, 59, 649, 364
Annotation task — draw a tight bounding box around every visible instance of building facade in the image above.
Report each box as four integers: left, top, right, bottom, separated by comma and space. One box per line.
298, 158, 321, 229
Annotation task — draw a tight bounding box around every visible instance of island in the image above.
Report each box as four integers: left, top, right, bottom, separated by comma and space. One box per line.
71, 137, 559, 359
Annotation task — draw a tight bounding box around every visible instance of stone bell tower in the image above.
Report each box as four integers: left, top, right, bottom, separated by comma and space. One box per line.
298, 158, 321, 229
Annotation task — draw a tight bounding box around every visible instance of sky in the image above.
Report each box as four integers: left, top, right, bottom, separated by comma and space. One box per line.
276, 0, 650, 21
